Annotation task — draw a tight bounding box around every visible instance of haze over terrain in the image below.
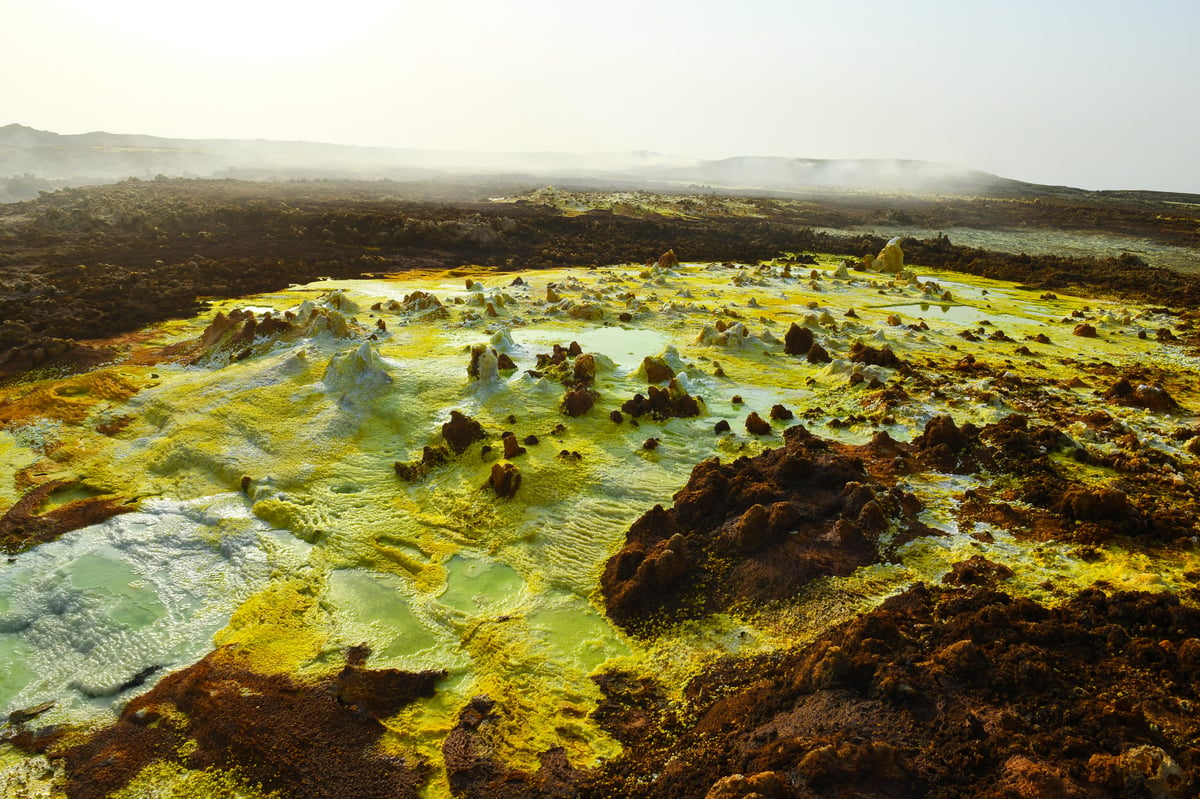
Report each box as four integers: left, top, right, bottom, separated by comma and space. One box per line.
0, 123, 1050, 203
2, 0, 1198, 194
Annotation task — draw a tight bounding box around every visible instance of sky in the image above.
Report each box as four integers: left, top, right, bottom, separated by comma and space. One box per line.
3, 0, 1198, 193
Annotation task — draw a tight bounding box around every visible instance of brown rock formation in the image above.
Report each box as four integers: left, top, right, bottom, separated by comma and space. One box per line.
0, 480, 133, 553
501, 433, 527, 459
621, 383, 702, 421
848, 342, 901, 368
561, 385, 599, 417
807, 342, 832, 364
1104, 378, 1177, 412
745, 412, 772, 435
442, 410, 486, 453
641, 355, 676, 384
783, 323, 814, 356
443, 696, 583, 798
489, 462, 521, 498
585, 585, 1200, 799
601, 426, 925, 629
55, 648, 441, 799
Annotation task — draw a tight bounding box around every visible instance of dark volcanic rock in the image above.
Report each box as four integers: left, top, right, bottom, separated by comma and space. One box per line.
501, 433, 527, 459
443, 695, 584, 799
56, 649, 438, 799
394, 445, 451, 482
601, 426, 924, 629
807, 342, 832, 364
941, 555, 1015, 587
586, 584, 1200, 799
332, 658, 444, 720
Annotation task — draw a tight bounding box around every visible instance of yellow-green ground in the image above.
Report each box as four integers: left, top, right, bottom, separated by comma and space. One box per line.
1, 254, 1197, 796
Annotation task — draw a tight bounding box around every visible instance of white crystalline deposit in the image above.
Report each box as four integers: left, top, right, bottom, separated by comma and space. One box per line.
490, 329, 516, 353
468, 344, 501, 383
0, 494, 291, 723
322, 341, 393, 401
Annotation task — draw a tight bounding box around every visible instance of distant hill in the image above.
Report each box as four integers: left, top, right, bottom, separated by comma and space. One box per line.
643, 156, 1026, 196
2, 123, 1196, 205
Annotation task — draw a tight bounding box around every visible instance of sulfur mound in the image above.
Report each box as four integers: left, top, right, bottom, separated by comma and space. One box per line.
874, 237, 905, 274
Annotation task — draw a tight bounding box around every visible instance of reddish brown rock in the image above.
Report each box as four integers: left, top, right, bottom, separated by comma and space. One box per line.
587, 585, 1200, 799
488, 462, 521, 498
0, 480, 133, 554
1057, 487, 1136, 523
941, 555, 1015, 587
807, 342, 832, 364
745, 412, 771, 435
601, 426, 926, 628
1073, 323, 1098, 338
561, 385, 599, 417
332, 658, 444, 719
1104, 378, 1177, 412
621, 384, 701, 421
395, 445, 449, 482
442, 410, 485, 454
56, 649, 438, 799
784, 323, 814, 356
443, 695, 584, 798
848, 342, 901, 367
915, 414, 968, 453
656, 249, 679, 269
501, 433, 526, 459
573, 353, 597, 383
641, 355, 675, 384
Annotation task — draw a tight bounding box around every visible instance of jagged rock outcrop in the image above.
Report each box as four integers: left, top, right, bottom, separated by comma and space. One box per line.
601, 426, 925, 629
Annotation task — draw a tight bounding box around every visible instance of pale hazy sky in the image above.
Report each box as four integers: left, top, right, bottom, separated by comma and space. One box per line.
3, 0, 1198, 192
